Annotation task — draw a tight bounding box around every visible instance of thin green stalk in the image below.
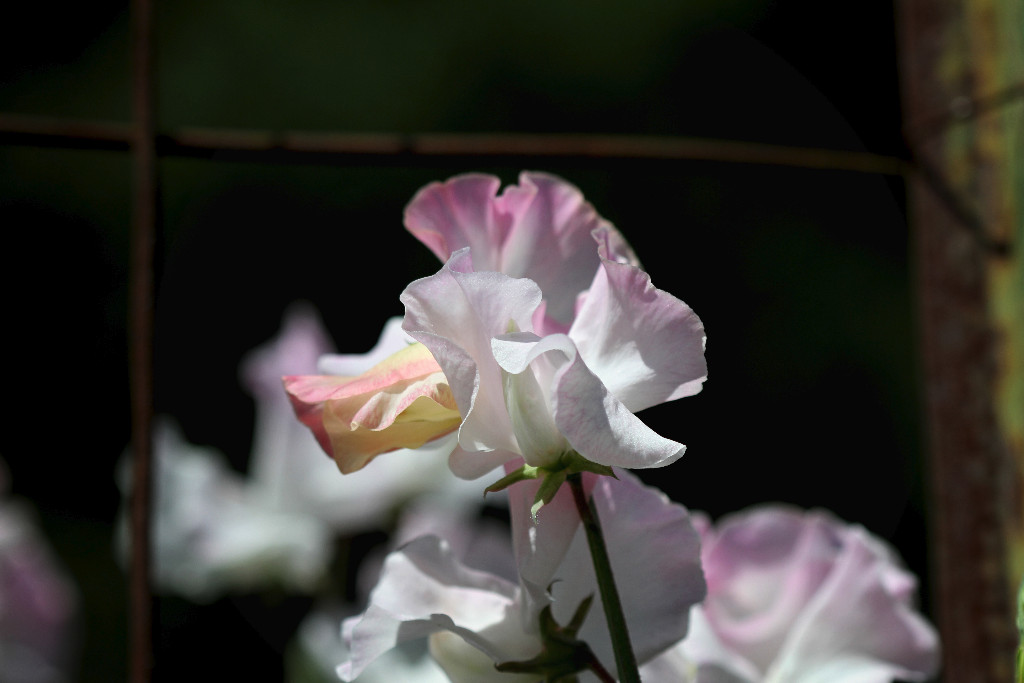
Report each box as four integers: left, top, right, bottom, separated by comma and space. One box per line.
567, 473, 641, 683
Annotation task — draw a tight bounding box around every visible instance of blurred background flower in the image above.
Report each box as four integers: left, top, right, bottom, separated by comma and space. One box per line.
0, 460, 79, 683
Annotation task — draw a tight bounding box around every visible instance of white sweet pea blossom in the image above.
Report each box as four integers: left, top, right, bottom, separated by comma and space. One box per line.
641, 505, 940, 683
401, 172, 706, 478
339, 471, 706, 682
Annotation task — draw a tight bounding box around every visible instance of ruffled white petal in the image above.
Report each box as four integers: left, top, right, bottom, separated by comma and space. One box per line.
492, 333, 686, 468
401, 249, 541, 460
570, 230, 707, 414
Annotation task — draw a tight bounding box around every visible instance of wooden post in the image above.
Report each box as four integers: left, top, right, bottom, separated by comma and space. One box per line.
897, 0, 1023, 680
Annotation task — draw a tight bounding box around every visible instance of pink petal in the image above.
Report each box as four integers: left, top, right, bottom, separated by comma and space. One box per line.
700, 506, 838, 672
405, 172, 637, 327
404, 174, 510, 275
698, 505, 939, 682
498, 172, 632, 325
768, 526, 940, 682
284, 343, 461, 473
569, 227, 707, 414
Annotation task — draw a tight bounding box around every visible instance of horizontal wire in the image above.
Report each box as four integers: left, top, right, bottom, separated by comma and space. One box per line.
0, 112, 907, 175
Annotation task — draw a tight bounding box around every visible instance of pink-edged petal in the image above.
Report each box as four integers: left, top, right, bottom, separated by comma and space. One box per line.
698, 505, 939, 683
570, 227, 707, 413
284, 343, 461, 473
401, 249, 541, 461
316, 316, 412, 376
550, 472, 706, 670
339, 535, 539, 682
592, 222, 642, 268
404, 174, 509, 271
405, 172, 639, 327
766, 526, 940, 683
497, 172, 632, 325
530, 300, 571, 338
491, 333, 685, 469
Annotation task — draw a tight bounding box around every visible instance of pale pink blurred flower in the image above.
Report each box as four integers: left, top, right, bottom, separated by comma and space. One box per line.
0, 463, 79, 683
642, 505, 940, 683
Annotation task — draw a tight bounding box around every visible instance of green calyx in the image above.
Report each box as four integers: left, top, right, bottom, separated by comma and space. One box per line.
484, 451, 616, 520
494, 595, 609, 683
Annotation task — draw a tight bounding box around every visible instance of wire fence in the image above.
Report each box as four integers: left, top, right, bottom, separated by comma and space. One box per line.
1, 0, 1020, 680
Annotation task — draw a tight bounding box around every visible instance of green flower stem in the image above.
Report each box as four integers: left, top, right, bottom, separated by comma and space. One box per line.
567, 473, 641, 683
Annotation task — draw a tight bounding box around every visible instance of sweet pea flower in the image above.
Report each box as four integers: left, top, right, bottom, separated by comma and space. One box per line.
402, 236, 705, 479
642, 505, 940, 683
285, 172, 706, 479
401, 173, 705, 478
338, 470, 706, 683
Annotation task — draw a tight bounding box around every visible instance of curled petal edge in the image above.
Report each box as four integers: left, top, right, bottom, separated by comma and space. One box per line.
284, 343, 461, 473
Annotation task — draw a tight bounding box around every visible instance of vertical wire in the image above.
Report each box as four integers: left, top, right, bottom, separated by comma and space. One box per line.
129, 0, 157, 680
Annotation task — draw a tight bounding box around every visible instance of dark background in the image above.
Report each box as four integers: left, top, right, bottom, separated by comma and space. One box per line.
0, 1, 926, 680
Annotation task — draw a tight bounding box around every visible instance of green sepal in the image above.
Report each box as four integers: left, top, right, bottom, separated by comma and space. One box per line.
484, 451, 616, 518
484, 464, 541, 495
494, 595, 603, 683
532, 469, 567, 520
559, 451, 616, 479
